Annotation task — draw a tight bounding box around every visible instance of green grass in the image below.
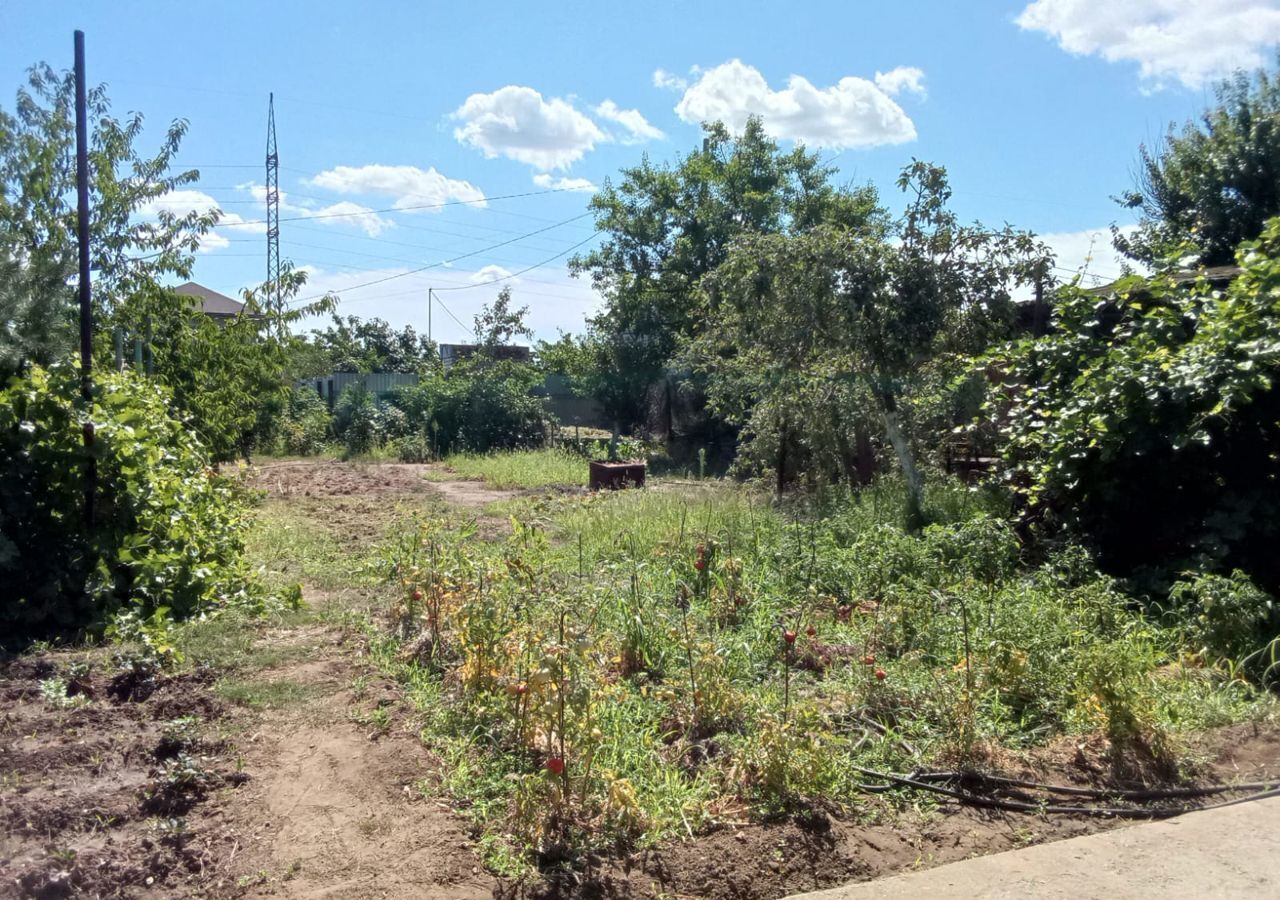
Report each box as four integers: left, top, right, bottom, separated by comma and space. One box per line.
214, 676, 318, 709
433, 448, 590, 489
355, 458, 1277, 866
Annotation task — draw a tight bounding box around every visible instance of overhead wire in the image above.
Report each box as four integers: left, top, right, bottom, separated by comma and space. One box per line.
286, 211, 594, 306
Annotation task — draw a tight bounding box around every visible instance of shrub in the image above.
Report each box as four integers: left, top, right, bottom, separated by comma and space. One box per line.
332, 384, 384, 457
0, 363, 260, 644
1168, 570, 1280, 670
384, 364, 554, 455
262, 386, 332, 458
995, 219, 1280, 591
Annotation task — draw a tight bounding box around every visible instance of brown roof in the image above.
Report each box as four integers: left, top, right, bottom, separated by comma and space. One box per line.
174, 281, 245, 317
1084, 265, 1243, 297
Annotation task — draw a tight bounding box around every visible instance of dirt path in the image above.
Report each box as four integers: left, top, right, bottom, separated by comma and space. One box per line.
221, 624, 494, 899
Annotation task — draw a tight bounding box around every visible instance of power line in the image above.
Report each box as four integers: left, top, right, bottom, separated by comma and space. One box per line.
432, 232, 600, 292
287, 212, 593, 306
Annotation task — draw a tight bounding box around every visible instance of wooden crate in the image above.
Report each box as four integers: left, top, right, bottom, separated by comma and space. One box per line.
589, 460, 646, 490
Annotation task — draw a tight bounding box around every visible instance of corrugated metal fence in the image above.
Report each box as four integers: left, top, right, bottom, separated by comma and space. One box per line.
310, 372, 420, 407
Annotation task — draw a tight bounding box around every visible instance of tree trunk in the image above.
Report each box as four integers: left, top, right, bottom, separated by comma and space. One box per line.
879, 390, 924, 529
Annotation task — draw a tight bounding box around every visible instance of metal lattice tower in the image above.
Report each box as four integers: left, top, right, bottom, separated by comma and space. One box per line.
265, 93, 280, 307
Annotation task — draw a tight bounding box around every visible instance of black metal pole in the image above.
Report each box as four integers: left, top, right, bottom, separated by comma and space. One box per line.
74, 29, 95, 527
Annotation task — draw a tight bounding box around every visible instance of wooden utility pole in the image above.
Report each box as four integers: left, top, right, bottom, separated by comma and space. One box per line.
74, 30, 96, 527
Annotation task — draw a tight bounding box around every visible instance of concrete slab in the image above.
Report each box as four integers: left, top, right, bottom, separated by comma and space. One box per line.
785, 797, 1280, 900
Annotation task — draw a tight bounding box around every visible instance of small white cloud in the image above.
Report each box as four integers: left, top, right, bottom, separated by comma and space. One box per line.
653, 68, 689, 92
452, 86, 605, 171
1039, 225, 1141, 285
234, 181, 395, 237
673, 59, 919, 149
532, 173, 598, 193
470, 264, 515, 284
308, 164, 486, 211
874, 66, 927, 98
595, 100, 665, 143
308, 200, 395, 237
139, 189, 263, 253
1016, 0, 1280, 89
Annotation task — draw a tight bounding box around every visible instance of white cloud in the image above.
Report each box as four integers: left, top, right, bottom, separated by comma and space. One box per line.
1016, 0, 1280, 89
595, 100, 665, 143
452, 86, 606, 171
470, 264, 515, 284
532, 173, 598, 193
653, 68, 689, 92
139, 189, 264, 253
874, 66, 927, 98
1039, 225, 1141, 285
308, 164, 486, 212
234, 181, 395, 237
306, 200, 395, 236
673, 59, 919, 149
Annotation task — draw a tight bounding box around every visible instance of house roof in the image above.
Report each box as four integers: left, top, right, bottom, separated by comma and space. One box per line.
174, 281, 245, 317
1084, 265, 1243, 297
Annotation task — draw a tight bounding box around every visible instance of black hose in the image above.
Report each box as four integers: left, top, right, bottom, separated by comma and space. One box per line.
852, 766, 1280, 819
908, 770, 1280, 801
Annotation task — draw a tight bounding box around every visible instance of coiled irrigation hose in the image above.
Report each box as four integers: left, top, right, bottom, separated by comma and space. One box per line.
852, 766, 1280, 819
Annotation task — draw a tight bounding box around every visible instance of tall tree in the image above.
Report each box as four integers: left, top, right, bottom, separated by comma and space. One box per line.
696, 162, 1045, 520
570, 117, 882, 441
0, 61, 215, 374
1117, 61, 1280, 268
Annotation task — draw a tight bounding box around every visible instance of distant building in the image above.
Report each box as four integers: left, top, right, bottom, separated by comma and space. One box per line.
438, 343, 532, 369
174, 282, 245, 321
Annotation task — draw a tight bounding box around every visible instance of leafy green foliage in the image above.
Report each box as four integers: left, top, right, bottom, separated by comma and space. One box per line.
571, 118, 882, 445
1118, 61, 1280, 267
108, 264, 334, 462
694, 162, 1046, 517
308, 314, 440, 375
1168, 570, 1280, 673
0, 363, 263, 643
995, 218, 1280, 591
0, 61, 215, 376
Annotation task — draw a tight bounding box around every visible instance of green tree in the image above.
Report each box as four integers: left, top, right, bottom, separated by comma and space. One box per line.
309, 314, 439, 374
570, 117, 882, 443
0, 61, 215, 375
109, 263, 335, 461
1117, 61, 1280, 267
996, 217, 1280, 591
697, 162, 1045, 520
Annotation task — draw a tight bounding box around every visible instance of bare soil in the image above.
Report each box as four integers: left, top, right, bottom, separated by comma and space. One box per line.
0, 652, 245, 898
216, 626, 494, 899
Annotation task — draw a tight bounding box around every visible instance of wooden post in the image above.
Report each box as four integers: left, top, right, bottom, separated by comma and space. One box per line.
74, 30, 95, 528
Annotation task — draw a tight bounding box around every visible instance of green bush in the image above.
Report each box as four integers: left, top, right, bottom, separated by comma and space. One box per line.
0, 363, 261, 644
384, 363, 553, 455
259, 386, 331, 456
995, 219, 1280, 591
1169, 570, 1280, 670
332, 384, 384, 457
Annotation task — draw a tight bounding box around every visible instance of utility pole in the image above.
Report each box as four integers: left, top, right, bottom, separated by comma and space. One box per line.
265, 93, 280, 308
428, 288, 433, 345
74, 30, 95, 527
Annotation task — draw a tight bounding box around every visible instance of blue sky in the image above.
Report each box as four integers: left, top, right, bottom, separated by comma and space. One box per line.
5, 1, 1279, 343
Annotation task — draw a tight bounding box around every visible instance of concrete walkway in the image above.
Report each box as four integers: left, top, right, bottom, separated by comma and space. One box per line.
786, 797, 1280, 899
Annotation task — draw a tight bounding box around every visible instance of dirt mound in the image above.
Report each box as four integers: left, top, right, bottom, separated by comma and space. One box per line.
246, 461, 435, 498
